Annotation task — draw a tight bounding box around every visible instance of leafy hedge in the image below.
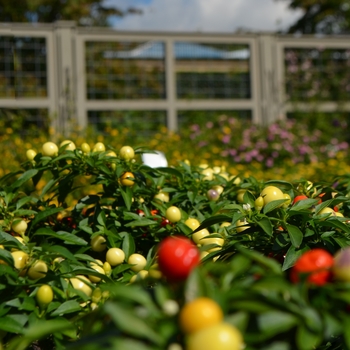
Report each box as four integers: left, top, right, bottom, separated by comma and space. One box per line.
1, 140, 350, 349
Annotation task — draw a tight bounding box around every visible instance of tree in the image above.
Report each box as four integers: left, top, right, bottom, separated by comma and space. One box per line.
0, 0, 142, 27
281, 0, 350, 34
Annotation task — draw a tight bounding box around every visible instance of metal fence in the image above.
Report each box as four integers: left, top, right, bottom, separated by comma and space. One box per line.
1, 21, 350, 134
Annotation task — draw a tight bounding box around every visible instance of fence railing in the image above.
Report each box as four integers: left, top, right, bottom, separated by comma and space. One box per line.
1, 21, 350, 133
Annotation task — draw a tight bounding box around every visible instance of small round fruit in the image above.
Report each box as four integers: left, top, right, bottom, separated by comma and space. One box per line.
207, 189, 219, 201
70, 275, 92, 297
187, 322, 243, 350
81, 142, 91, 153
282, 193, 292, 208
318, 207, 335, 219
11, 251, 29, 270
192, 228, 210, 245
333, 247, 350, 281
158, 236, 200, 282
120, 172, 135, 187
42, 142, 58, 157
260, 186, 284, 206
179, 297, 223, 334
212, 185, 224, 195
290, 248, 334, 286
128, 254, 147, 272
92, 142, 105, 152
200, 236, 224, 252
103, 261, 112, 275
235, 219, 250, 233
148, 264, 162, 279
60, 140, 76, 151
11, 219, 27, 236
166, 206, 181, 223
90, 235, 107, 252
153, 191, 170, 203
236, 189, 247, 204
28, 260, 48, 280
36, 284, 54, 306
254, 196, 264, 210
119, 146, 135, 160
293, 195, 308, 205
26, 149, 37, 161
185, 218, 200, 231
201, 167, 214, 181
129, 270, 148, 283
88, 264, 105, 283
106, 248, 125, 266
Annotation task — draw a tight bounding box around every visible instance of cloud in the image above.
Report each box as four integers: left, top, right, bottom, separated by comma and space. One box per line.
105, 0, 303, 32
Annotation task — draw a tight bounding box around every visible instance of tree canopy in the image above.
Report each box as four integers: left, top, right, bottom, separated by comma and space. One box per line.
0, 0, 142, 26
283, 0, 350, 34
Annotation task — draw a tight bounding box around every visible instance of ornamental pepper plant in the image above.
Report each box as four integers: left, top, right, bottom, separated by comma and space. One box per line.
1, 140, 350, 349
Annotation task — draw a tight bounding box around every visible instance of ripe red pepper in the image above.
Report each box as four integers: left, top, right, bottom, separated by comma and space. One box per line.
290, 248, 334, 286
158, 236, 200, 282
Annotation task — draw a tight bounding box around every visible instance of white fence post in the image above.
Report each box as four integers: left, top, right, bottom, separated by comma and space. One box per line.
258, 34, 284, 125
53, 21, 77, 136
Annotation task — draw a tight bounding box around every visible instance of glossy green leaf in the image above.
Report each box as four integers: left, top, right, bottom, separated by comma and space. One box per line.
286, 224, 303, 248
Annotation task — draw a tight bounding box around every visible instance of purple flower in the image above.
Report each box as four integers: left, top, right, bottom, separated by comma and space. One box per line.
265, 158, 274, 168
222, 135, 231, 144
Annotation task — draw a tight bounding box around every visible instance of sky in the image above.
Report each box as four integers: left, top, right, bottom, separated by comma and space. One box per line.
104, 0, 304, 33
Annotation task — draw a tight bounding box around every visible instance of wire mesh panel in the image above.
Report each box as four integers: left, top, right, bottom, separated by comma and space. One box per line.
178, 110, 252, 129
88, 110, 167, 135
0, 36, 47, 98
86, 41, 166, 100
0, 108, 49, 135
175, 42, 251, 99
284, 47, 350, 102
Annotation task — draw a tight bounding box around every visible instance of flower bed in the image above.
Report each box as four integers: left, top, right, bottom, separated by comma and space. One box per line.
1, 140, 350, 349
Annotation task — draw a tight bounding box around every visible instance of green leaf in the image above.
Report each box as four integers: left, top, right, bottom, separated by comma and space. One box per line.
103, 302, 162, 345
263, 199, 287, 214
125, 219, 158, 227
50, 300, 81, 316
33, 227, 88, 245
255, 217, 273, 236
192, 215, 231, 233
16, 196, 38, 210
120, 186, 133, 211
289, 198, 319, 211
0, 248, 14, 266
258, 311, 298, 338
264, 180, 293, 190
12, 209, 37, 216
46, 245, 79, 262
282, 245, 309, 271
7, 169, 38, 191
296, 325, 322, 350
7, 319, 73, 350
286, 224, 303, 248
318, 218, 350, 233
121, 232, 135, 260
30, 207, 63, 229
0, 316, 24, 334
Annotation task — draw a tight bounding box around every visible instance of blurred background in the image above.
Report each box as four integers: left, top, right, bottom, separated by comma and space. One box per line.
1, 0, 350, 181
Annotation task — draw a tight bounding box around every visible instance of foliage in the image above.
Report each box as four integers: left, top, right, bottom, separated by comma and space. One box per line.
0, 0, 142, 26
1, 139, 350, 348
1, 114, 350, 183
284, 0, 350, 34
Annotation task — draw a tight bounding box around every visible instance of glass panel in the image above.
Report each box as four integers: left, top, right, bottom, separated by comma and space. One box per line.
86, 41, 166, 99
285, 47, 350, 101
0, 36, 47, 98
175, 42, 250, 99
